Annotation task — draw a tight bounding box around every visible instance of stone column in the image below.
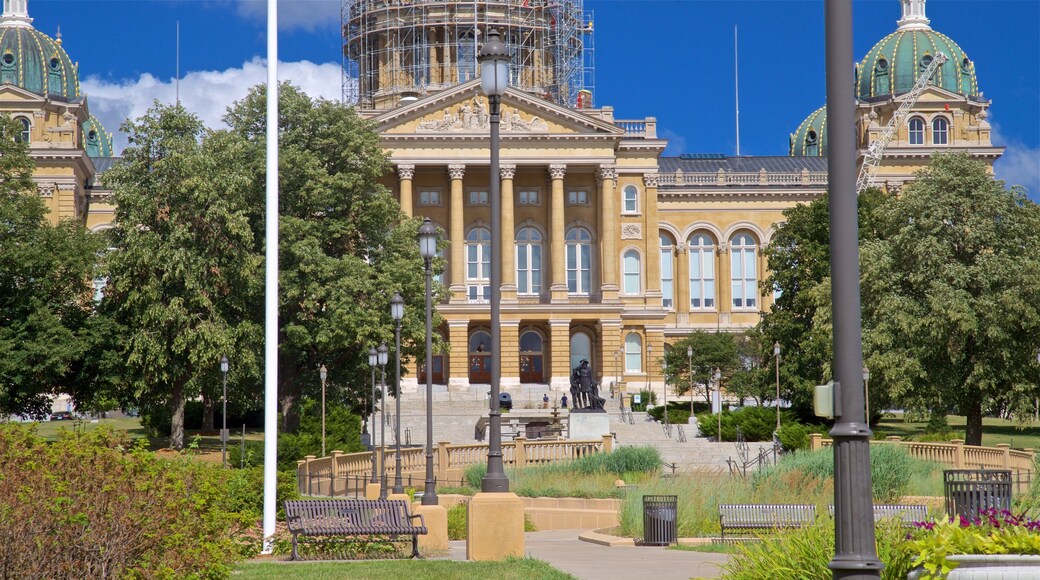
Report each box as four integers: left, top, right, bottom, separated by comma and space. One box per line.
500, 319, 520, 389
428, 28, 439, 87
676, 242, 690, 316
717, 241, 732, 326
645, 326, 666, 397
643, 174, 662, 308
597, 164, 618, 302
500, 164, 517, 301
548, 164, 567, 302
397, 164, 415, 217
447, 320, 469, 391
548, 319, 571, 391
448, 164, 466, 302
598, 320, 622, 393
442, 27, 452, 85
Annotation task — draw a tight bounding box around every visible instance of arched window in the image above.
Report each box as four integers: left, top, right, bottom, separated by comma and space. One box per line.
624, 333, 642, 373
659, 232, 675, 309
622, 250, 641, 295
520, 331, 542, 352
730, 233, 758, 310
469, 331, 491, 353
570, 331, 592, 370
466, 227, 490, 302
908, 117, 925, 145
622, 185, 638, 213
688, 233, 716, 310
932, 117, 949, 145
15, 117, 29, 144
566, 227, 592, 294
516, 227, 542, 295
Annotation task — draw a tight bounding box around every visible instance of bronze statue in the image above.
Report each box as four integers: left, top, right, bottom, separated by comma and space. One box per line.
570, 360, 606, 411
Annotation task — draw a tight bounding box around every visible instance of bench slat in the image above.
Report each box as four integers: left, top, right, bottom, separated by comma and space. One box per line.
284, 499, 427, 560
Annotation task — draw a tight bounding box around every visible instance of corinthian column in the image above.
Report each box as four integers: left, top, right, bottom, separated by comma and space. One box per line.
397, 164, 415, 217
548, 164, 568, 302
644, 173, 662, 307
598, 164, 618, 302
448, 164, 466, 302
500, 164, 517, 301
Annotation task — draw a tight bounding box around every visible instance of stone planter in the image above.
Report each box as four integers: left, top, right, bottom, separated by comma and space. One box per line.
908, 555, 1040, 579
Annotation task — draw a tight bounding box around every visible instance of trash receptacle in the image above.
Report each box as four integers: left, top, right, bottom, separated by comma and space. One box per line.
499, 392, 513, 410
642, 495, 677, 546
944, 469, 1012, 519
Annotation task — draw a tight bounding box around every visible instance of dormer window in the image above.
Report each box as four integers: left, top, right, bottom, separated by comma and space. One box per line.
961, 57, 970, 72
49, 57, 60, 71
806, 129, 818, 146
920, 54, 933, 69
2, 53, 14, 66
875, 57, 888, 73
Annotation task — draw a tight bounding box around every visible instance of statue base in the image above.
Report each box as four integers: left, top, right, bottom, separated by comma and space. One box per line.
568, 409, 610, 440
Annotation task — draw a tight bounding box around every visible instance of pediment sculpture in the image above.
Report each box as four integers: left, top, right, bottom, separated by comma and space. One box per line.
416, 96, 549, 133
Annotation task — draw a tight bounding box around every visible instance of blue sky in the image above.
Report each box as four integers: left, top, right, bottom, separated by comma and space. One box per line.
26, 0, 1039, 197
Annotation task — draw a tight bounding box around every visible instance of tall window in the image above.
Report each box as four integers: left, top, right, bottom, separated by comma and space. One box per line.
623, 185, 638, 213
466, 227, 490, 302
932, 117, 949, 145
660, 232, 675, 309
688, 233, 716, 310
570, 331, 592, 370
730, 233, 758, 310
909, 117, 925, 145
15, 117, 29, 144
622, 250, 641, 295
516, 227, 542, 295
566, 227, 592, 294
624, 333, 642, 373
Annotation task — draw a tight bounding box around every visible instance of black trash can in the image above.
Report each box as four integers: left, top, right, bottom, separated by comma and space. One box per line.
499, 392, 513, 410
642, 495, 678, 546
944, 469, 1012, 519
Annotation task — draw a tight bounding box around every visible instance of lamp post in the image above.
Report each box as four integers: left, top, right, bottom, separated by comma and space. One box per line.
774, 342, 782, 432
220, 355, 229, 469
368, 347, 379, 484
320, 364, 328, 457
390, 293, 405, 495
863, 366, 871, 426
646, 342, 653, 404
687, 346, 694, 418
661, 358, 668, 429
713, 367, 722, 442
419, 218, 439, 505
377, 342, 389, 498
478, 28, 510, 493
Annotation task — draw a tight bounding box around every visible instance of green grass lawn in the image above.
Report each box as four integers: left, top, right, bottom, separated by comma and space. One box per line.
233, 557, 575, 579
875, 413, 1040, 450
28, 417, 147, 442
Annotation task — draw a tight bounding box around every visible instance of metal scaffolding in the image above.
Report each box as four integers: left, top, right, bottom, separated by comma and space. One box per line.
341, 0, 594, 110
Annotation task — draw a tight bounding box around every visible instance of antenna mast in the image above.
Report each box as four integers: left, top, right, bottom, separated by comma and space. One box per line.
734, 25, 740, 156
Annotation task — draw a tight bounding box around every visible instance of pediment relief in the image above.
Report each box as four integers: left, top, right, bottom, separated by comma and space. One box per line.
411, 95, 551, 133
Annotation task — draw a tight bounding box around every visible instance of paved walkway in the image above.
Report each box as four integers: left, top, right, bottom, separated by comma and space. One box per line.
447, 529, 729, 580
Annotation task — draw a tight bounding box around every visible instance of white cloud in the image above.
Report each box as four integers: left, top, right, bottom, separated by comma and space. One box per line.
992, 122, 1040, 202
81, 58, 344, 153
235, 0, 341, 31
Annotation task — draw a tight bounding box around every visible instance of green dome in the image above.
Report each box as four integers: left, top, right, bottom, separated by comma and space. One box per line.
855, 28, 978, 101
0, 21, 79, 99
789, 106, 827, 157
81, 114, 112, 158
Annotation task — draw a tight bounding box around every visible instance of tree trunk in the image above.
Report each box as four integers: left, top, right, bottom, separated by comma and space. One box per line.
964, 394, 984, 446
280, 368, 302, 434
202, 392, 214, 431
170, 382, 186, 450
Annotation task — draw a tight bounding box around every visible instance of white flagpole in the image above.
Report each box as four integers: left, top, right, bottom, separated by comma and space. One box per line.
262, 0, 279, 554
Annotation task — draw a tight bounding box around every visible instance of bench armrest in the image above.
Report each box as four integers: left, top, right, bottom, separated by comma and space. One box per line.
409, 512, 427, 529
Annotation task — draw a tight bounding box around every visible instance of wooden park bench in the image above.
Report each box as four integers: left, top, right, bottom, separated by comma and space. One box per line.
283, 499, 427, 560
829, 504, 928, 527
718, 504, 817, 540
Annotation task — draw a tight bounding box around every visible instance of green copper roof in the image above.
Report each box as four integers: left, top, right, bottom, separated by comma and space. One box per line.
855, 29, 978, 101
81, 114, 112, 158
789, 106, 827, 157
0, 25, 79, 99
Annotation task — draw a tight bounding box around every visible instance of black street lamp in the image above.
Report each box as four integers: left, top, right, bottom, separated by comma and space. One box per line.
377, 342, 389, 498
391, 293, 405, 494
220, 355, 229, 469
863, 366, 871, 426
646, 342, 653, 405
320, 364, 328, 457
774, 342, 782, 432
419, 217, 439, 506
687, 346, 694, 418
713, 367, 722, 442
368, 347, 379, 485
478, 28, 510, 493
661, 358, 669, 429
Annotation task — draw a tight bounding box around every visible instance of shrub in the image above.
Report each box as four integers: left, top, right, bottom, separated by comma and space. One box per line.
629, 389, 657, 412
647, 402, 692, 425
904, 510, 1040, 578
777, 422, 811, 450
696, 406, 779, 441
0, 424, 247, 577
447, 504, 468, 540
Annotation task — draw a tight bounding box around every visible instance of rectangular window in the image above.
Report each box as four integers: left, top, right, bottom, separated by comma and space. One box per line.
660, 249, 673, 309
518, 190, 539, 205
419, 190, 441, 206
625, 352, 641, 373
567, 190, 588, 205
469, 190, 488, 205
467, 285, 490, 303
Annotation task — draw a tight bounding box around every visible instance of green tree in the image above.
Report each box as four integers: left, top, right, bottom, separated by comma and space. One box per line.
103, 102, 261, 449
662, 331, 738, 404
220, 83, 438, 432
859, 153, 1040, 445
0, 115, 101, 418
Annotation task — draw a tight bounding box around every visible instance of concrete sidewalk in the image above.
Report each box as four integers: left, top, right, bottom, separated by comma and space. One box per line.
446, 529, 729, 580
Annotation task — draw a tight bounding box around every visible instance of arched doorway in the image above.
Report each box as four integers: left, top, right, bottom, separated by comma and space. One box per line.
469, 330, 491, 383
570, 331, 592, 374
418, 332, 446, 385
519, 330, 544, 383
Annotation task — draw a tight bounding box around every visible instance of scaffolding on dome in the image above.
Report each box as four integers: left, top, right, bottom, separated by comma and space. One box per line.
341, 0, 594, 110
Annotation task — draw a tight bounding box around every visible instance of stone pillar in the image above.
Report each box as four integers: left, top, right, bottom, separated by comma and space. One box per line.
643, 174, 662, 307
448, 164, 466, 302
427, 28, 439, 86
717, 240, 732, 325
597, 165, 618, 301
645, 328, 665, 396
397, 164, 415, 217
501, 319, 520, 389
442, 27, 452, 85
500, 164, 517, 301
548, 318, 571, 391
447, 320, 470, 391
598, 320, 622, 391
548, 164, 567, 302
676, 242, 690, 315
